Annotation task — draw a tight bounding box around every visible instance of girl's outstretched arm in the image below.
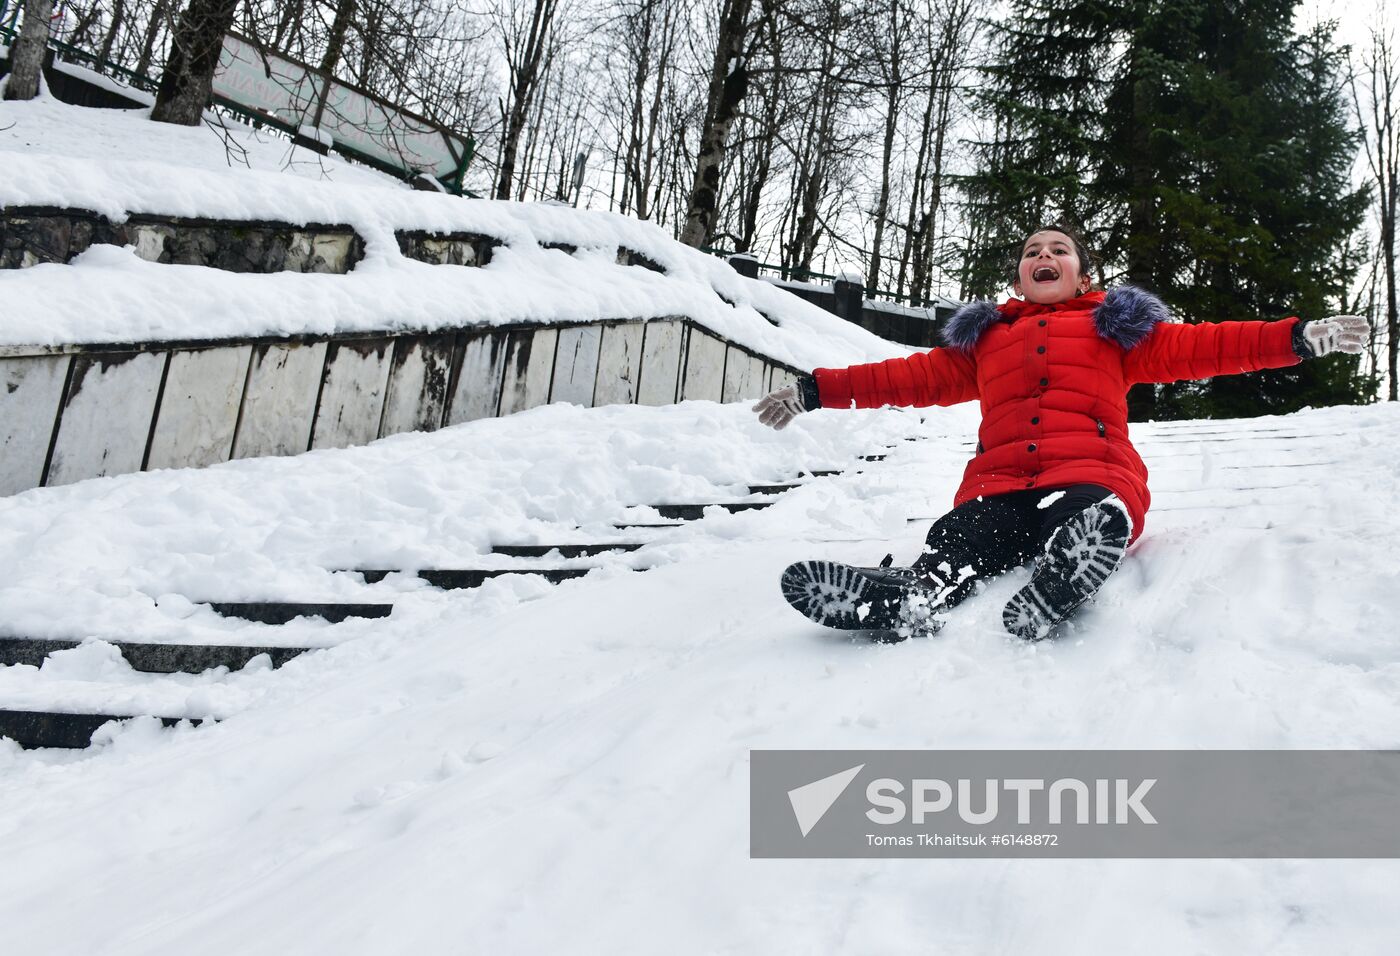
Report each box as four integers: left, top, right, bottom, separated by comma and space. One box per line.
1123, 313, 1369, 384
752, 348, 977, 430
810, 347, 979, 409
1122, 316, 1304, 384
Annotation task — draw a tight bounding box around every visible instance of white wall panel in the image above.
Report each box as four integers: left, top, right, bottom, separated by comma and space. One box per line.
550, 325, 602, 407
593, 322, 644, 407
46, 351, 164, 485
380, 333, 456, 437
446, 330, 509, 425
0, 355, 70, 495
636, 320, 683, 406
231, 342, 327, 459
498, 328, 559, 416
722, 347, 768, 403
146, 345, 252, 470
679, 328, 726, 402
768, 365, 798, 392
310, 339, 393, 450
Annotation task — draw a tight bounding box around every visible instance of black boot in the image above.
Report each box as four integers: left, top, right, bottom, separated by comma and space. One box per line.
781, 554, 945, 639
1002, 498, 1130, 641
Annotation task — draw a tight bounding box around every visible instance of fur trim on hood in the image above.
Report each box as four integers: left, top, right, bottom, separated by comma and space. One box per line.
939, 285, 1172, 352
939, 300, 1001, 352
1093, 285, 1172, 350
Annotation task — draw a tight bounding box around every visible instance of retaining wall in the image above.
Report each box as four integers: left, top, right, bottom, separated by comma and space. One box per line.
0, 319, 801, 495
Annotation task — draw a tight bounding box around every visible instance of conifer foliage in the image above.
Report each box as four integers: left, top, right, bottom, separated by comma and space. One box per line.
961, 0, 1371, 418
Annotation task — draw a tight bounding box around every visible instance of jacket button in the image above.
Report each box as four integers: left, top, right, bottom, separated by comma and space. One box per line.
1038, 320, 1047, 327
1027, 443, 1037, 452
1037, 345, 1046, 354
1040, 377, 1049, 386
1031, 416, 1040, 425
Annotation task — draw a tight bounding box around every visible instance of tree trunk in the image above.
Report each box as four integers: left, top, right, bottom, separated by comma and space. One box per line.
620, 2, 652, 216
99, 0, 126, 63
637, 2, 676, 220
867, 0, 904, 295
495, 0, 559, 201
319, 0, 355, 75
1125, 40, 1159, 420
356, 3, 379, 86
1384, 193, 1398, 400
67, 1, 104, 49
869, 78, 899, 293
135, 0, 167, 75
897, 75, 937, 298
273, 0, 299, 49
3, 0, 55, 102
151, 0, 238, 126
737, 71, 779, 253
678, 0, 752, 247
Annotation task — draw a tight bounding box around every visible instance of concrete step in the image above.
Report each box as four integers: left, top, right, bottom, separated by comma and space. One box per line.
491, 543, 644, 558
355, 568, 602, 589
649, 501, 774, 521
0, 708, 196, 750
746, 483, 801, 495
205, 602, 393, 625
0, 637, 311, 674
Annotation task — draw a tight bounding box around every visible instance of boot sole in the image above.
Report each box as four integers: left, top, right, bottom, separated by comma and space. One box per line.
781, 560, 942, 636
1003, 501, 1129, 641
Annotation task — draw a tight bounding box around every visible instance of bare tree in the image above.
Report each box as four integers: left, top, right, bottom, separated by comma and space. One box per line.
491, 0, 564, 200
135, 1, 171, 75
320, 0, 356, 74
3, 0, 56, 102
1354, 23, 1400, 400
679, 0, 753, 246
151, 0, 239, 126
861, 0, 913, 293
99, 0, 127, 62
898, 0, 978, 303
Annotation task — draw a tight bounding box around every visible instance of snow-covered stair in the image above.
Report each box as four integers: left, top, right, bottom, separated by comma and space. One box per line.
0, 403, 902, 747
1, 399, 1398, 952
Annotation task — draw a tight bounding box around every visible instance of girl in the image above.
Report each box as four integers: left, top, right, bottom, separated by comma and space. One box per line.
753, 225, 1369, 641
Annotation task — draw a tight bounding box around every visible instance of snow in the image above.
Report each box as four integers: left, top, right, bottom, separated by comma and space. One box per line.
1, 399, 1399, 953
0, 97, 908, 373
3, 90, 1400, 955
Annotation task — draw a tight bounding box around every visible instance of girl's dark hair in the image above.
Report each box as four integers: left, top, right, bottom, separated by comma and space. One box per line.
1005, 223, 1097, 287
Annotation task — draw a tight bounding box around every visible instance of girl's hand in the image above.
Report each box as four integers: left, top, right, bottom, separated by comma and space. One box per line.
752, 376, 819, 430
1294, 315, 1370, 358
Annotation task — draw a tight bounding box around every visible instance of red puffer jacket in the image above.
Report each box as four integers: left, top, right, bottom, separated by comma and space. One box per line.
812, 287, 1302, 541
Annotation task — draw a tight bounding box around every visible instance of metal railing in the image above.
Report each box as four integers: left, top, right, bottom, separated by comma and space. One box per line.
699, 245, 946, 311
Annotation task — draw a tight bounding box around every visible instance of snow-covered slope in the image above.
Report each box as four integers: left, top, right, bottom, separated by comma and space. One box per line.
1, 399, 1397, 954
0, 97, 907, 374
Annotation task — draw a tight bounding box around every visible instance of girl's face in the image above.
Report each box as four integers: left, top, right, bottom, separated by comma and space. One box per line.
1014, 230, 1091, 304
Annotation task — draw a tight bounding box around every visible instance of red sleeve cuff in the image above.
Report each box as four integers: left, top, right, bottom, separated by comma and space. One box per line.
812, 367, 853, 409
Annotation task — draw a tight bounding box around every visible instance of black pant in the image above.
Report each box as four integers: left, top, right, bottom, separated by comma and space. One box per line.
910, 484, 1114, 609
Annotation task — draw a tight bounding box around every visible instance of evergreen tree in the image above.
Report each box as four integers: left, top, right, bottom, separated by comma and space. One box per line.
958, 0, 1120, 295
961, 0, 1371, 419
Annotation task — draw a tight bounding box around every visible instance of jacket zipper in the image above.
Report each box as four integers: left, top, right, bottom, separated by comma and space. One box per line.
1095, 419, 1106, 438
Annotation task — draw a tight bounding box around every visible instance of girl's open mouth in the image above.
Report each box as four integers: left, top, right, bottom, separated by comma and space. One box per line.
1033, 266, 1059, 282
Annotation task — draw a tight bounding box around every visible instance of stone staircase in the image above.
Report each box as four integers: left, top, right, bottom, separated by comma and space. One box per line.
0, 455, 894, 750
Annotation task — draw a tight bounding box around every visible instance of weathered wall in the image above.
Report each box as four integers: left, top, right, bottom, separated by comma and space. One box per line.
0, 205, 814, 495
0, 319, 801, 495
0, 207, 364, 273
